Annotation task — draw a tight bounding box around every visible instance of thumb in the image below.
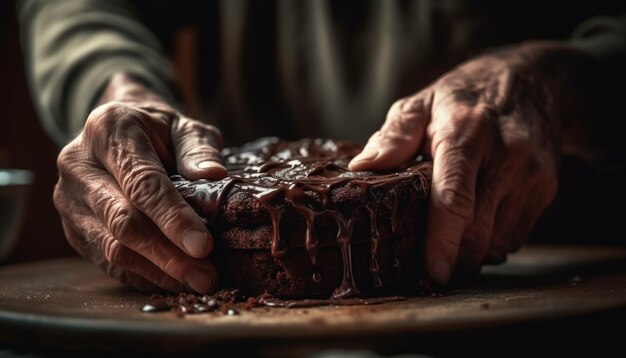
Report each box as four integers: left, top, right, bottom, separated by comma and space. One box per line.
349, 90, 432, 171
171, 116, 227, 180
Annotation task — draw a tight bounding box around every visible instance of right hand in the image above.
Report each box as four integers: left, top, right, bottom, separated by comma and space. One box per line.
54, 74, 226, 294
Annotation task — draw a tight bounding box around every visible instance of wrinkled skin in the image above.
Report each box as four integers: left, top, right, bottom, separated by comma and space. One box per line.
55, 41, 594, 293
349, 41, 583, 284
54, 74, 227, 293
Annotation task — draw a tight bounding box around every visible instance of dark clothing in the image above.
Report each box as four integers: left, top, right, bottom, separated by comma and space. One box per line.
17, 0, 626, 146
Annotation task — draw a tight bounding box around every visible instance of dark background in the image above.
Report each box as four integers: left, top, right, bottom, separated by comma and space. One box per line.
1, 1, 625, 264
1, 1, 72, 262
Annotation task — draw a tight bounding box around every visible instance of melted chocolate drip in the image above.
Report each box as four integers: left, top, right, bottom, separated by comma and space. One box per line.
173, 137, 432, 299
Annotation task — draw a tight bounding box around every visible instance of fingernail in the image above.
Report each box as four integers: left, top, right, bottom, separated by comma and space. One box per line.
197, 161, 224, 170
352, 148, 379, 163
429, 259, 451, 285
182, 230, 208, 257
184, 269, 212, 294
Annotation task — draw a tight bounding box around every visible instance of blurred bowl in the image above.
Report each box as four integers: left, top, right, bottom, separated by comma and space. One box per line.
0, 169, 33, 263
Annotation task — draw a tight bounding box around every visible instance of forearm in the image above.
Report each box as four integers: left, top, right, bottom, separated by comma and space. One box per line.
17, 0, 178, 147
98, 73, 177, 113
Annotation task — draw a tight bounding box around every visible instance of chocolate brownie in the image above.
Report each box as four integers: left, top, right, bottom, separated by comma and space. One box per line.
172, 137, 432, 299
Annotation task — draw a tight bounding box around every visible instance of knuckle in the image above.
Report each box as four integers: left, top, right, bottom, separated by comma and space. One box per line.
383, 97, 426, 137
444, 105, 498, 146
107, 203, 137, 242
56, 141, 83, 175
378, 129, 413, 148
85, 102, 127, 134
388, 98, 409, 115
364, 131, 383, 147
161, 255, 185, 280
56, 145, 72, 173
436, 130, 486, 159
176, 118, 224, 149
84, 102, 144, 150
475, 105, 498, 125
83, 225, 104, 247
438, 186, 475, 223
124, 166, 169, 206
501, 118, 530, 149
103, 239, 126, 266
123, 167, 190, 231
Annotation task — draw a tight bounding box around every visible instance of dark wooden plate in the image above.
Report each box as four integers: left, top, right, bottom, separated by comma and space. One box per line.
1, 245, 625, 355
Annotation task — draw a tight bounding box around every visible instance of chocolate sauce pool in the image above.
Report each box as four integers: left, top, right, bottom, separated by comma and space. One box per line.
172, 137, 432, 300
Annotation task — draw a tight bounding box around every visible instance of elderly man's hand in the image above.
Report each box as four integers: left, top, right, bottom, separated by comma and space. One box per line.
54, 73, 226, 293
349, 42, 579, 285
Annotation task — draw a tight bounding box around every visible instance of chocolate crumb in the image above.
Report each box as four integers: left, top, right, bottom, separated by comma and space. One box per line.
140, 289, 429, 317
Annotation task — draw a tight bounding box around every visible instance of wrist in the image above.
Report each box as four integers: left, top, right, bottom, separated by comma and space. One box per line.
97, 72, 177, 114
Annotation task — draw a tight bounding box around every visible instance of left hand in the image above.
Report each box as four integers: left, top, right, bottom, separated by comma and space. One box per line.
349, 41, 576, 284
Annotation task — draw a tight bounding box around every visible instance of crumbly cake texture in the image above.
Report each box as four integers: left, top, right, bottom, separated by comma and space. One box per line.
172, 137, 432, 299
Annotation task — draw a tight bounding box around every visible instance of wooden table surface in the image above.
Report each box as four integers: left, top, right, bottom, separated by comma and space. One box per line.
1, 245, 625, 356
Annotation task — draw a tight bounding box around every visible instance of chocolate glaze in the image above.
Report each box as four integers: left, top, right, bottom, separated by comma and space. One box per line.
173, 137, 432, 299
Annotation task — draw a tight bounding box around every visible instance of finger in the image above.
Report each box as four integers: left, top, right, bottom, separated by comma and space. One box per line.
60, 215, 182, 292
349, 91, 433, 171
84, 104, 213, 258
488, 170, 557, 258
424, 105, 496, 285
507, 188, 553, 253
171, 116, 227, 180
103, 239, 185, 293
485, 196, 525, 264
508, 206, 542, 253
455, 180, 500, 276
78, 168, 218, 293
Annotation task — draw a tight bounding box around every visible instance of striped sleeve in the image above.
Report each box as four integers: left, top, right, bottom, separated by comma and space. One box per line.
17, 0, 178, 146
